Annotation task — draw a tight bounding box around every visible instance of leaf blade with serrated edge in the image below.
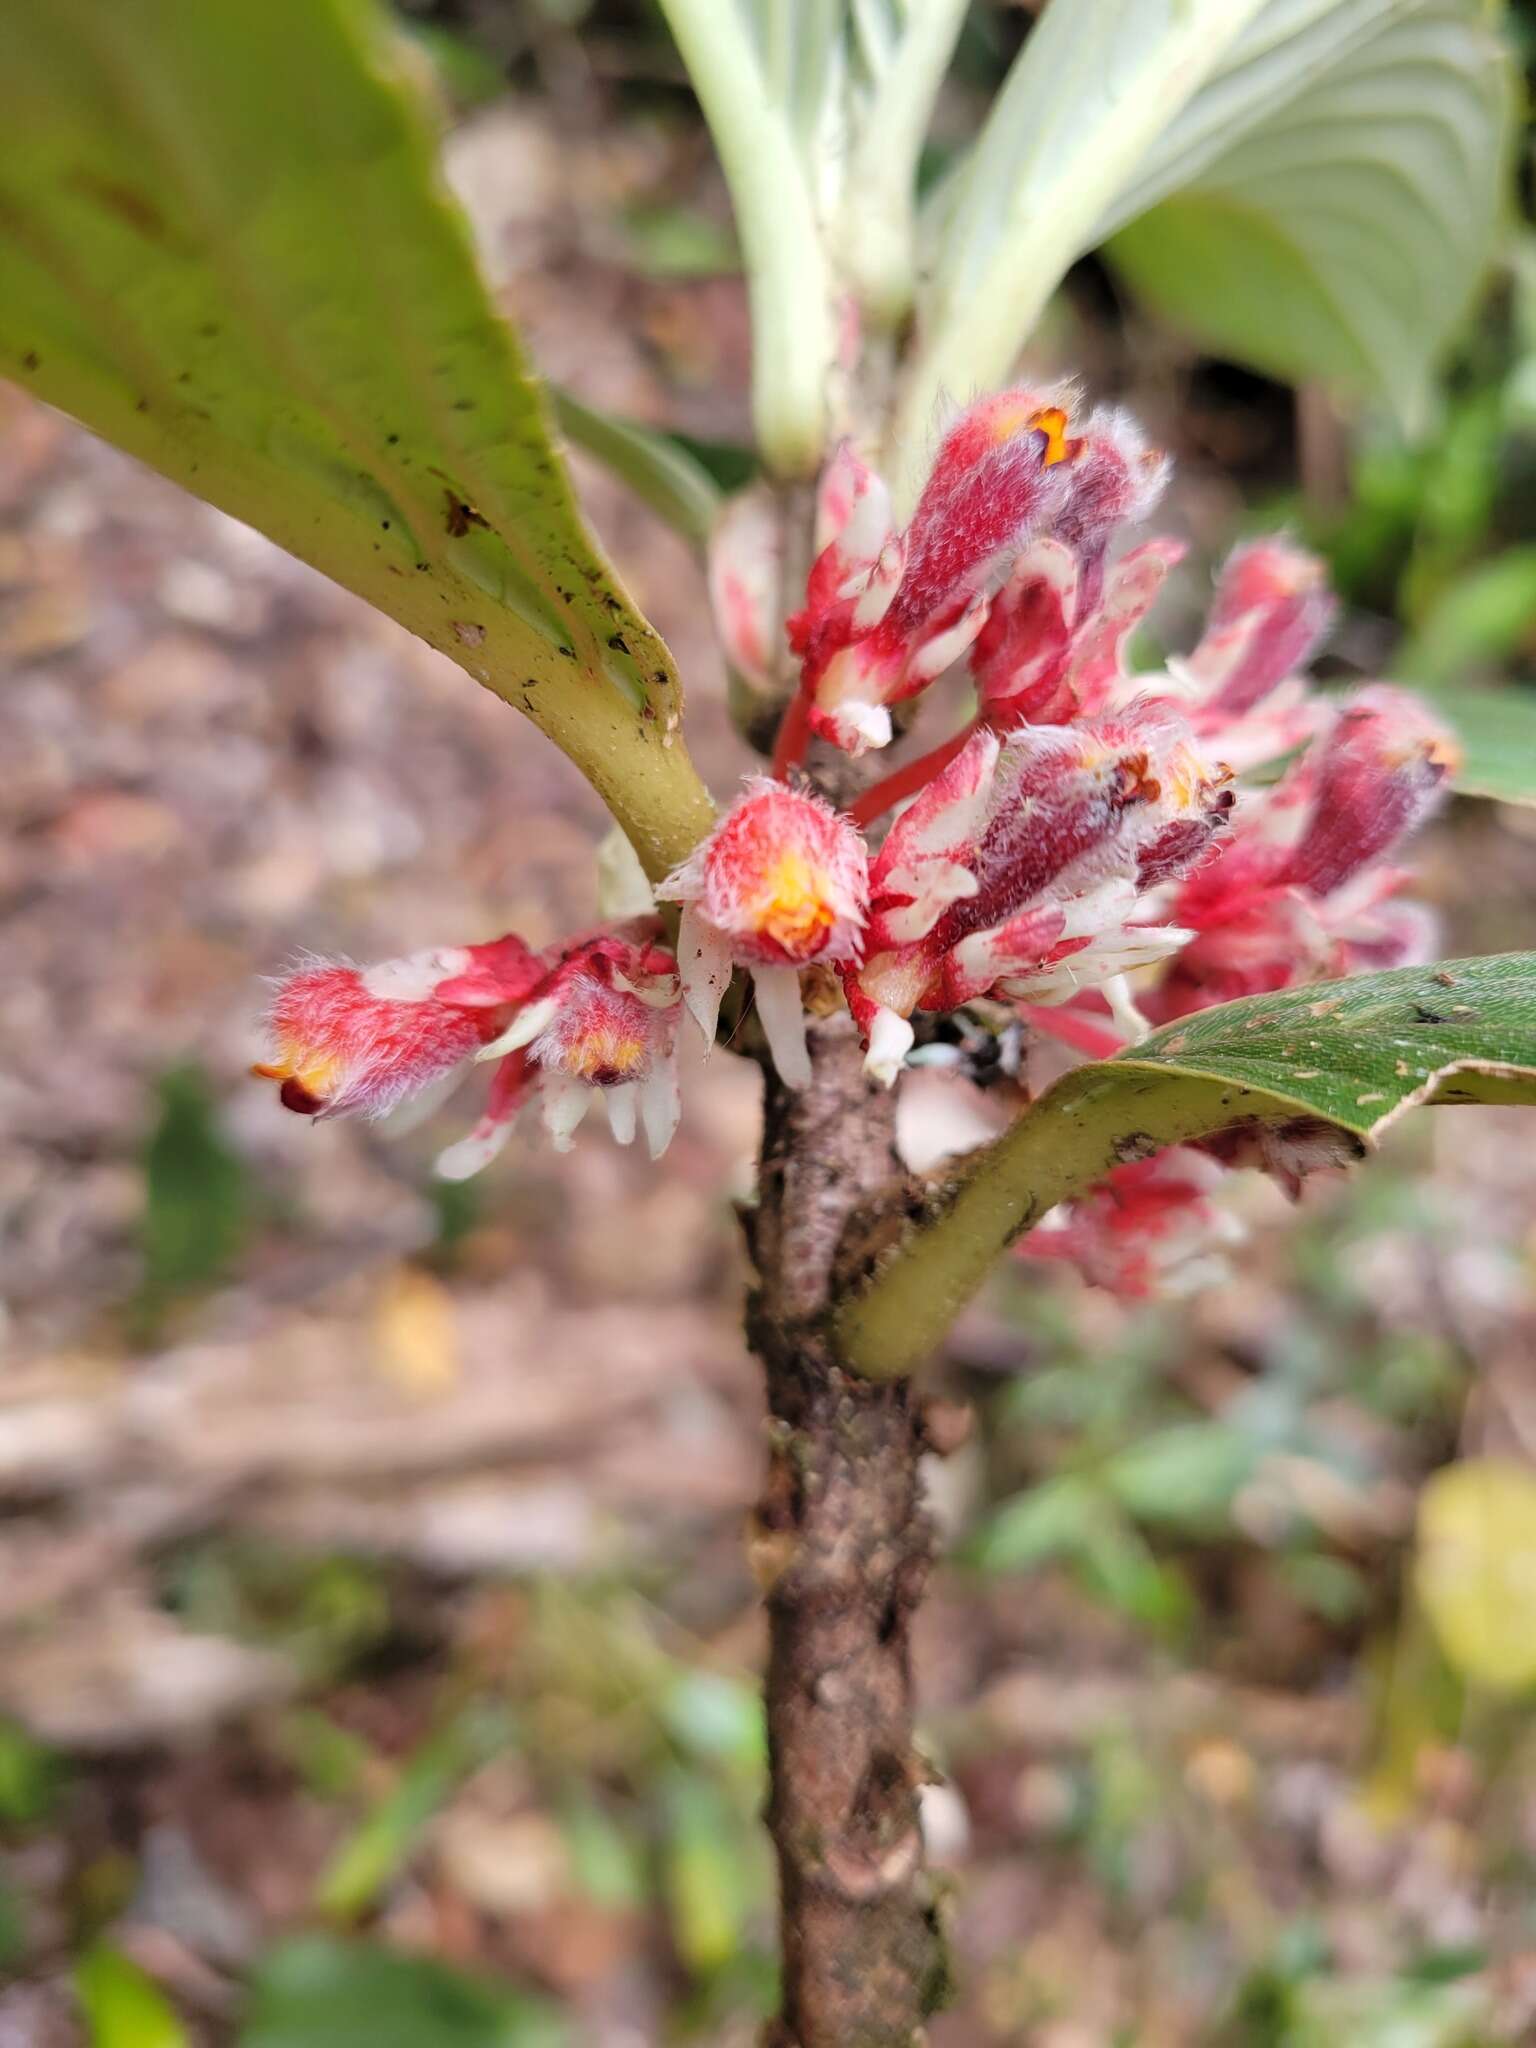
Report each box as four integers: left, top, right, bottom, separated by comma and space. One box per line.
0, 0, 715, 878
839, 954, 1536, 1380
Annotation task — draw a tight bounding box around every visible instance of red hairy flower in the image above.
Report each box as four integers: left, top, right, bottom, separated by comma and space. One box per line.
846, 707, 1231, 1081
257, 925, 683, 1176
659, 777, 868, 1086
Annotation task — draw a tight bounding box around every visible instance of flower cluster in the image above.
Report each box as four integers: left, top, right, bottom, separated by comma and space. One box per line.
259, 382, 1457, 1241
782, 391, 1167, 755
844, 705, 1232, 1082
255, 921, 682, 1176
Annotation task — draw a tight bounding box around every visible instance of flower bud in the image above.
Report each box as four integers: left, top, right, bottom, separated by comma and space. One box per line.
254, 938, 546, 1119
972, 537, 1184, 730
848, 707, 1229, 1081
1279, 685, 1459, 897
1021, 1147, 1239, 1298
791, 388, 1080, 754
1186, 537, 1337, 718
461, 928, 682, 1170
257, 927, 684, 1178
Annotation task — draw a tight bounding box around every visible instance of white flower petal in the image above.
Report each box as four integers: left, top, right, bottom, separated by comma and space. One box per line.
362, 947, 470, 1001
475, 992, 560, 1063
596, 825, 657, 919
434, 1115, 516, 1181
831, 700, 893, 754
604, 1082, 638, 1147
677, 904, 733, 1052
541, 1072, 593, 1152
909, 599, 988, 684
1101, 973, 1151, 1044
639, 1057, 682, 1160
863, 1006, 915, 1087
879, 858, 979, 944
751, 965, 811, 1089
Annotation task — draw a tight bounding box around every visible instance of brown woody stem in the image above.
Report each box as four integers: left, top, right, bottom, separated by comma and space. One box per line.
745, 1014, 950, 2046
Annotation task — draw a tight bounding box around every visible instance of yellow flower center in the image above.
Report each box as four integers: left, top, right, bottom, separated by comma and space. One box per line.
752, 850, 837, 957
566, 1026, 646, 1083
988, 400, 1071, 466
253, 1056, 344, 1105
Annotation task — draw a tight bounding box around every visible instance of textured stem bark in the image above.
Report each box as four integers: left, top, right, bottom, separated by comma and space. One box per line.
745, 1013, 949, 2047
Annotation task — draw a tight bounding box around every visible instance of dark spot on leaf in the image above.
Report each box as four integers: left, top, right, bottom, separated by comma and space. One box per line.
1112, 1130, 1159, 1164
70, 171, 172, 244
607, 634, 629, 653
452, 398, 475, 411
380, 519, 390, 531
442, 488, 489, 537
386, 432, 400, 445
557, 645, 576, 659
1411, 1004, 1449, 1025
21, 350, 39, 372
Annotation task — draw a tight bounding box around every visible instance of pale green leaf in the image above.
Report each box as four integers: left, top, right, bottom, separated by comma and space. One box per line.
0, 0, 715, 879
1396, 549, 1536, 689
840, 953, 1536, 1380
240, 1936, 563, 2048
75, 1947, 188, 2048
894, 0, 1269, 483
656, 0, 832, 475
898, 0, 1512, 479
1416, 1459, 1536, 1692
550, 388, 721, 548
1415, 677, 1536, 807
314, 1701, 513, 1919
1104, 2, 1513, 426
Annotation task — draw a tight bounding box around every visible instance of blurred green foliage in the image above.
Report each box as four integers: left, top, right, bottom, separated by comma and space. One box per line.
240, 1937, 563, 2048
0, 1714, 65, 1830
165, 1537, 393, 1685
74, 1946, 189, 2048
131, 1064, 253, 1344
316, 1700, 517, 1920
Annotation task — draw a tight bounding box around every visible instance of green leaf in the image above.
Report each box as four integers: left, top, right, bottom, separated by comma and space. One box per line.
240, 1936, 563, 2048
1414, 677, 1536, 806
656, 0, 832, 474
660, 1771, 757, 1978
971, 1473, 1103, 1574
0, 0, 714, 879
1104, 2, 1513, 426
1395, 550, 1536, 689
132, 1065, 251, 1341
660, 1670, 766, 1774
896, 0, 1266, 486
550, 388, 722, 548
1103, 1422, 1258, 1533
1416, 1458, 1536, 1692
840, 953, 1536, 1380
75, 1946, 188, 2048
314, 1700, 515, 1919
0, 1714, 65, 1829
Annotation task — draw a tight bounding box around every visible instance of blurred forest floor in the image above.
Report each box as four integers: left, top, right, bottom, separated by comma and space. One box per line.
5, 78, 1536, 2048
